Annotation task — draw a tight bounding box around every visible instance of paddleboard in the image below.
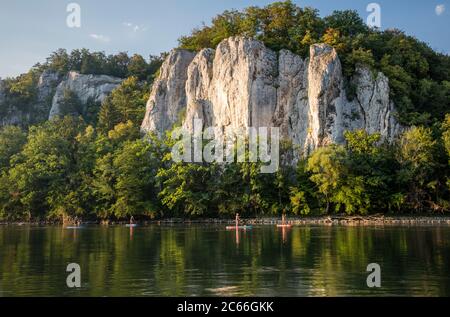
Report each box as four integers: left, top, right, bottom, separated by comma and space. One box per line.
125, 224, 138, 228
65, 226, 85, 229
226, 225, 253, 230
277, 224, 292, 228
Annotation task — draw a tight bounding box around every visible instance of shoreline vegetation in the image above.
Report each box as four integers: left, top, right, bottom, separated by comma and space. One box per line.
1, 1, 449, 222
2, 215, 450, 226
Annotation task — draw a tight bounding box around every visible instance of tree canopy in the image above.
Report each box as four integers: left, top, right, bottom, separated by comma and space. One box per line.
179, 0, 450, 126
0, 1, 449, 221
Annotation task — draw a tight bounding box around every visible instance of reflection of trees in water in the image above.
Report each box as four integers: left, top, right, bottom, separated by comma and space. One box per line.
0, 225, 449, 296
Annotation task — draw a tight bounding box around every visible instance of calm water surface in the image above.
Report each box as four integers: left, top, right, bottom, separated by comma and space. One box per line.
0, 224, 449, 296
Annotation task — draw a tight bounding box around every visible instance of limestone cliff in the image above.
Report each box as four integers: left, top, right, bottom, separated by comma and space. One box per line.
141, 37, 402, 154
0, 70, 62, 126
0, 70, 122, 127
141, 50, 196, 133
49, 71, 123, 119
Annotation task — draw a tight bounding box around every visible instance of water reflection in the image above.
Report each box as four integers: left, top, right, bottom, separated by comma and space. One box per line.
0, 225, 449, 296
129, 226, 134, 241
279, 226, 292, 244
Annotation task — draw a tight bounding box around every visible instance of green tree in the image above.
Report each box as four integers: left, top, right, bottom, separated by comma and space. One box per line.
6, 117, 86, 219
307, 145, 345, 213
323, 10, 368, 36
289, 159, 315, 215
111, 139, 158, 218
127, 54, 149, 81
442, 114, 450, 162
344, 130, 400, 213
58, 89, 83, 117
0, 126, 27, 171
396, 126, 438, 211
442, 115, 450, 196
98, 77, 149, 133
157, 162, 215, 217
46, 49, 70, 73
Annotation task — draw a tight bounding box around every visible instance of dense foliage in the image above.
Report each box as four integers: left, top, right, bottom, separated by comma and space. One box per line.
0, 49, 163, 126
0, 114, 448, 221
42, 48, 165, 81
0, 1, 449, 221
179, 0, 450, 126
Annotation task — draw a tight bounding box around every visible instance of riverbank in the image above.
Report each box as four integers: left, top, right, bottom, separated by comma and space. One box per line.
2, 215, 450, 226
162, 215, 450, 226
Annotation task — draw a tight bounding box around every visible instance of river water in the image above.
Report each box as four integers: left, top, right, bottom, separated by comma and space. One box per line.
0, 224, 449, 296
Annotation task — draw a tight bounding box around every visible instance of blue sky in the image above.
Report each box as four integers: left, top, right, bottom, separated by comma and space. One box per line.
0, 0, 449, 78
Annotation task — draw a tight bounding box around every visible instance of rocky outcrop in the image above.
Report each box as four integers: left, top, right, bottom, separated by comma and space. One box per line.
304, 44, 344, 150
183, 48, 215, 132
1, 70, 122, 127
49, 71, 122, 119
0, 70, 63, 127
141, 49, 196, 134
35, 70, 64, 122
37, 70, 63, 105
141, 36, 402, 153
349, 66, 401, 139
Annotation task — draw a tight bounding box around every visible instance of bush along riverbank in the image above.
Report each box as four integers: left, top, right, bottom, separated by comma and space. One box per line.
1, 2, 449, 222
2, 215, 450, 227
1, 116, 449, 222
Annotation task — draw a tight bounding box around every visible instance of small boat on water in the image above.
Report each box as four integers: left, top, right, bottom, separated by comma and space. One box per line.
227, 213, 252, 230
277, 214, 292, 228
226, 225, 253, 230
276, 224, 292, 228
126, 216, 138, 227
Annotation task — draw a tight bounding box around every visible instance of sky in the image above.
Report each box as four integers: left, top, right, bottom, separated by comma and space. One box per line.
0, 0, 449, 78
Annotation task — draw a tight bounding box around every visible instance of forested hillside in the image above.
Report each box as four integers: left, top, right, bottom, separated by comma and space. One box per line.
0, 49, 164, 126
180, 0, 450, 126
0, 1, 449, 222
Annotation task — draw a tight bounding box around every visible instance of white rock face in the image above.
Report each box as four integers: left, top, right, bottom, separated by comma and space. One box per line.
273, 49, 308, 149
37, 70, 62, 104
141, 49, 196, 134
349, 66, 401, 139
1, 70, 63, 126
141, 37, 402, 153
183, 48, 215, 131
35, 70, 63, 121
305, 44, 343, 150
49, 71, 122, 119
211, 37, 278, 132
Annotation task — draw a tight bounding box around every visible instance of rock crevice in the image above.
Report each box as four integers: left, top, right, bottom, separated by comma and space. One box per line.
1, 70, 123, 127
49, 71, 123, 119
140, 36, 402, 153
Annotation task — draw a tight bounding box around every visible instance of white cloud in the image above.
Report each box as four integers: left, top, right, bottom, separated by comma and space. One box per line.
122, 22, 147, 33
436, 4, 445, 16
89, 34, 110, 43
